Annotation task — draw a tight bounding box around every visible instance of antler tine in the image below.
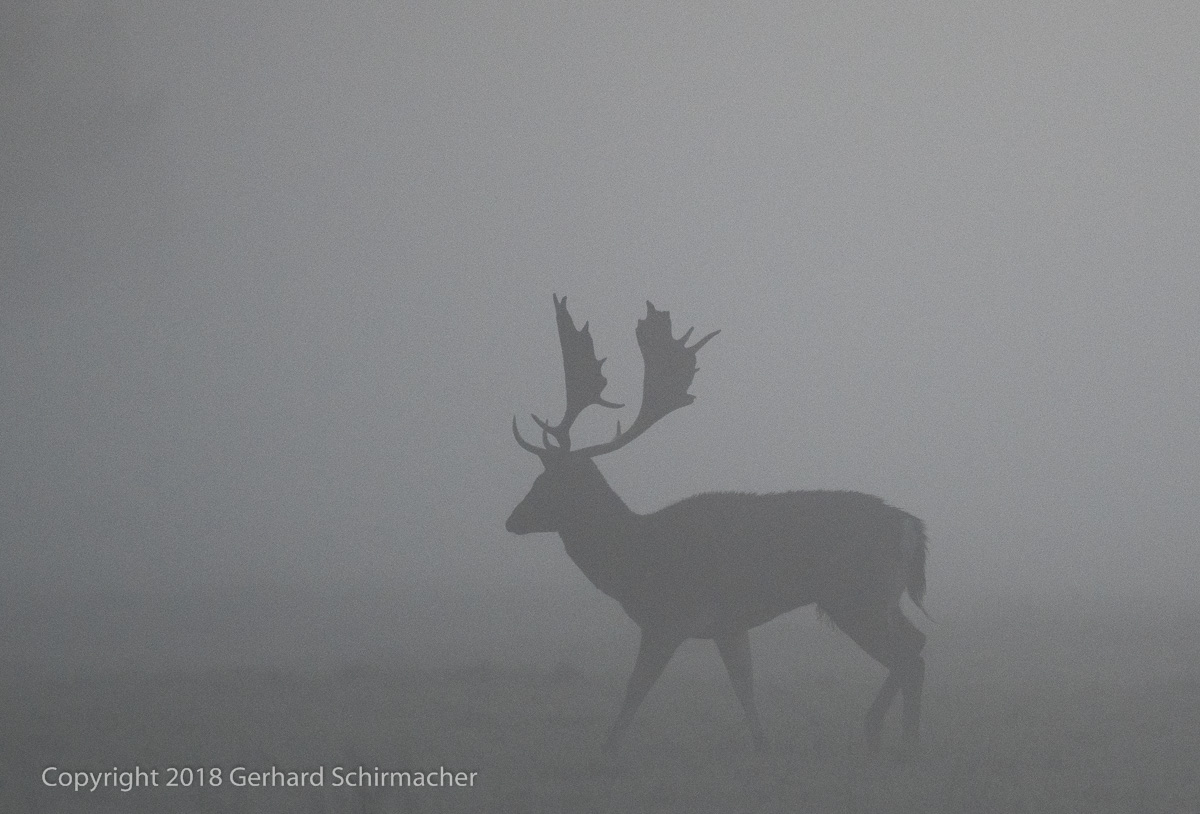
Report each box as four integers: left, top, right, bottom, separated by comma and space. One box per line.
575, 302, 719, 458
537, 418, 563, 451
512, 416, 548, 459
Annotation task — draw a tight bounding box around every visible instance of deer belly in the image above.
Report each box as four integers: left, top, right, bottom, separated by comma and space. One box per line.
621, 582, 815, 637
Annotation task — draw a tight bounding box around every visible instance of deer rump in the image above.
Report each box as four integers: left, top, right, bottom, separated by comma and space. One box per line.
587, 490, 926, 638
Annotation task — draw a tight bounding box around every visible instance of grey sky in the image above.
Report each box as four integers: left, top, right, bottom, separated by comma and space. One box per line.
3, 0, 1198, 607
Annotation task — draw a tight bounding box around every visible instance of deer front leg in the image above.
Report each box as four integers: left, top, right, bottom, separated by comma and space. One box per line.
714, 630, 769, 752
603, 628, 681, 752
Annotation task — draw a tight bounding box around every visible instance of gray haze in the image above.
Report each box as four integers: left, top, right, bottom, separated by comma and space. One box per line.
3, 0, 1199, 639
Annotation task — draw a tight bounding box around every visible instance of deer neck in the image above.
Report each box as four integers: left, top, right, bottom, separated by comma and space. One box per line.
557, 477, 639, 541
556, 476, 642, 596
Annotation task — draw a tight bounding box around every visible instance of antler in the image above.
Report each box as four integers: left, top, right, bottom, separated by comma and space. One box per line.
574, 301, 719, 458
513, 294, 623, 456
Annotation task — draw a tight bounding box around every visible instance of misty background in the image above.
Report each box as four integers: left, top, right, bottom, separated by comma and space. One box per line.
2, 1, 1198, 671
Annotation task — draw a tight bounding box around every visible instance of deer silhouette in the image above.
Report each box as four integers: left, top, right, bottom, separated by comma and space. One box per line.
507, 296, 929, 753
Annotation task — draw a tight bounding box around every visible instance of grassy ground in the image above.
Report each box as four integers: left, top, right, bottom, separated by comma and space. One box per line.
3, 626, 1199, 814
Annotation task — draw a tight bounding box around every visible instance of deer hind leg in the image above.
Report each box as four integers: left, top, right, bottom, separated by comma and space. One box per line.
714, 630, 769, 752
830, 607, 926, 750
892, 612, 925, 744
863, 670, 902, 749
603, 628, 681, 752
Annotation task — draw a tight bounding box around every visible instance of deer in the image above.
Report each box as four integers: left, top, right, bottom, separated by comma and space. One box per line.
506, 295, 929, 754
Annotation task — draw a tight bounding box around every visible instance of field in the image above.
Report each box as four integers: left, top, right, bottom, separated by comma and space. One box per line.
3, 589, 1199, 813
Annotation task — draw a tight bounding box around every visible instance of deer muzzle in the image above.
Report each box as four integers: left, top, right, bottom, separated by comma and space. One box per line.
505, 494, 552, 534
505, 505, 532, 534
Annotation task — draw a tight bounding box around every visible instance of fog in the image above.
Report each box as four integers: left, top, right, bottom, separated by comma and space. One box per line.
5, 0, 1196, 618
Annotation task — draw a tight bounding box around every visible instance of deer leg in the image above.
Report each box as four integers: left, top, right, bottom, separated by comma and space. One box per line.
714, 630, 769, 752
891, 613, 926, 744
863, 671, 902, 749
831, 608, 926, 750
603, 628, 681, 752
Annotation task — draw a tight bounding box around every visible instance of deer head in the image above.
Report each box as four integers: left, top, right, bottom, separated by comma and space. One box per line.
507, 295, 718, 535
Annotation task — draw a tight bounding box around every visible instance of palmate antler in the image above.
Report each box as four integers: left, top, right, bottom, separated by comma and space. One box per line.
574, 302, 719, 457
532, 294, 623, 451
513, 295, 622, 457
513, 297, 718, 458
